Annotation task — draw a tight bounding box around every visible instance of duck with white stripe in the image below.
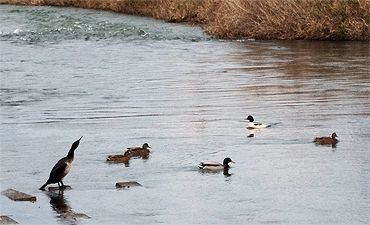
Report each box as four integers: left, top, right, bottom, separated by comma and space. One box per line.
246, 115, 270, 129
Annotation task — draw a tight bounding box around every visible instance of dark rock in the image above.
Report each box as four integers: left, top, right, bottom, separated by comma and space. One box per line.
115, 182, 142, 188
1, 189, 36, 202
0, 216, 18, 224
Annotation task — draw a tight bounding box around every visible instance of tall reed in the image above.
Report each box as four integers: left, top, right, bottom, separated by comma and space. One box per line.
1, 0, 368, 40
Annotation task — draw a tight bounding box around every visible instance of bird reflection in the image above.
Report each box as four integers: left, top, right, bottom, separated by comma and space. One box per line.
106, 157, 131, 167
247, 128, 255, 137
314, 142, 337, 149
130, 151, 150, 160
45, 190, 90, 224
198, 168, 233, 177
223, 168, 232, 177
48, 191, 69, 215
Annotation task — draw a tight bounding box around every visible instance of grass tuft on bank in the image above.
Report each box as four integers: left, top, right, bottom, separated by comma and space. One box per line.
1, 0, 369, 40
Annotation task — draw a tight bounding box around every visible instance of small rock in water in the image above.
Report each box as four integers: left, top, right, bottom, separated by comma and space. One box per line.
1, 189, 36, 202
0, 215, 18, 224
47, 186, 72, 191
59, 212, 91, 220
115, 182, 142, 188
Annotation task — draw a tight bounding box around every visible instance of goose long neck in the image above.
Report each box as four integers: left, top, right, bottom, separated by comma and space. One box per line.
67, 149, 75, 159
66, 136, 82, 159
67, 148, 76, 160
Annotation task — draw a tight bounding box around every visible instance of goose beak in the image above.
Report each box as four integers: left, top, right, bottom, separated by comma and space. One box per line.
79, 136, 83, 141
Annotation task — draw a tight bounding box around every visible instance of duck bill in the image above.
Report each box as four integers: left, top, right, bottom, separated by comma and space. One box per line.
231, 161, 235, 163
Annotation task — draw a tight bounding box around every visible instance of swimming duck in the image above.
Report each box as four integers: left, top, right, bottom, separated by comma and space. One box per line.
246, 115, 270, 129
40, 136, 83, 190
314, 132, 339, 144
106, 150, 130, 162
126, 143, 150, 157
198, 157, 235, 170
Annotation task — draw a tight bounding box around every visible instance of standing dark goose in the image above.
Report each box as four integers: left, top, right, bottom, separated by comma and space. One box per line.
40, 136, 83, 190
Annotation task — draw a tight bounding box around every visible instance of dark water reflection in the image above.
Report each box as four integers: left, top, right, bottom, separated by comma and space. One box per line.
46, 190, 91, 224
0, 5, 369, 225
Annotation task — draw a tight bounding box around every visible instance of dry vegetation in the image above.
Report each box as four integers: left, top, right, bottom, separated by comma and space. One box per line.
1, 0, 369, 40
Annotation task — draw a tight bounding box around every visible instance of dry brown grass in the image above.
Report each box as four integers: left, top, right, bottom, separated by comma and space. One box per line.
1, 0, 369, 40
207, 0, 370, 40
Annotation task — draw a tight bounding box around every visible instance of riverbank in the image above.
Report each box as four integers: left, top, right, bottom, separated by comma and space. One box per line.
1, 0, 369, 40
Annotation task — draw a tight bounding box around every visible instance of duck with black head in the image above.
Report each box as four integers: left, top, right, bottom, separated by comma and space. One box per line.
198, 157, 235, 170
246, 115, 270, 129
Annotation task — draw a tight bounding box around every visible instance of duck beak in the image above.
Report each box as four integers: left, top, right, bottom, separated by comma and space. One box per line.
231, 161, 235, 163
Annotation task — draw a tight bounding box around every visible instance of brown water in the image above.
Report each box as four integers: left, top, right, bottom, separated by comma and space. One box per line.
0, 5, 369, 225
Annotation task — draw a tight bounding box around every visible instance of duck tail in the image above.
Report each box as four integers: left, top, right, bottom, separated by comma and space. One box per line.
198, 163, 204, 169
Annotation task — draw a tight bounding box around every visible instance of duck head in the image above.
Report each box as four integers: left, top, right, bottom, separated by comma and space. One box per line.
331, 133, 338, 139
246, 115, 254, 122
223, 157, 235, 167
142, 143, 150, 149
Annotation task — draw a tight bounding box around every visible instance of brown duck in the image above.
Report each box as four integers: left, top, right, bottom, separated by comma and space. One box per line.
106, 150, 130, 162
126, 143, 150, 157
314, 132, 339, 144
40, 136, 83, 190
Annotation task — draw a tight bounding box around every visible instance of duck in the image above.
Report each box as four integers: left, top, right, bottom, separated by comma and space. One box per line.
314, 132, 339, 145
106, 150, 130, 162
246, 115, 270, 129
126, 143, 150, 157
198, 157, 235, 170
40, 136, 83, 190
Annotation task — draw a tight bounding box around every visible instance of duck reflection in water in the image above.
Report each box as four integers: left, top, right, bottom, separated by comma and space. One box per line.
247, 128, 255, 137
45, 190, 91, 223
198, 168, 233, 177
315, 142, 338, 149
129, 150, 150, 160
223, 168, 232, 177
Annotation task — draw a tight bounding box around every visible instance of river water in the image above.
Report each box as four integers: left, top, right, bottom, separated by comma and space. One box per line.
0, 5, 369, 225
